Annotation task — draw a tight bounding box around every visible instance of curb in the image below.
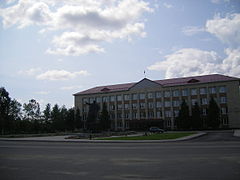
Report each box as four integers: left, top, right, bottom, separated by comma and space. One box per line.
0, 132, 207, 143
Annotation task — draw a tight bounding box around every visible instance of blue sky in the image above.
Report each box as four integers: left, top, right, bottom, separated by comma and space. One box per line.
0, 0, 240, 108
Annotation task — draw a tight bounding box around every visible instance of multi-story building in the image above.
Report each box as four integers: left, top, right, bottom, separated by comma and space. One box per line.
73, 74, 240, 130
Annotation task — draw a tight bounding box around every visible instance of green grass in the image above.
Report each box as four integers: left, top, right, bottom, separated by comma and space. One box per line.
96, 132, 195, 140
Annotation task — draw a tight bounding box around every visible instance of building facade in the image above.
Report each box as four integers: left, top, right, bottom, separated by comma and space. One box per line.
74, 74, 240, 130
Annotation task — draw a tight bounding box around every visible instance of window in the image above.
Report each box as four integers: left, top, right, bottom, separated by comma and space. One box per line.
110, 96, 115, 102
164, 91, 171, 97
117, 113, 122, 119
140, 102, 145, 109
182, 89, 188, 96
124, 104, 129, 109
164, 101, 171, 107
103, 96, 108, 102
201, 98, 208, 105
167, 120, 171, 127
148, 102, 154, 109
223, 118, 228, 125
156, 111, 162, 118
156, 92, 162, 98
148, 111, 154, 118
132, 94, 138, 100
83, 98, 88, 103
124, 113, 129, 119
209, 87, 216, 94
117, 104, 122, 110
110, 113, 115, 119
220, 97, 227, 104
132, 112, 137, 119
140, 112, 146, 118
174, 110, 179, 117
89, 97, 95, 103
139, 93, 145, 100
147, 92, 153, 99
117, 95, 122, 101
110, 105, 115, 110
124, 94, 130, 101
96, 97, 101, 103
200, 88, 206, 95
202, 108, 207, 116
191, 88, 197, 95
165, 111, 172, 117
191, 99, 198, 105
219, 86, 226, 93
173, 100, 180, 107
221, 107, 227, 114
156, 101, 162, 108
132, 103, 137, 109
173, 90, 179, 97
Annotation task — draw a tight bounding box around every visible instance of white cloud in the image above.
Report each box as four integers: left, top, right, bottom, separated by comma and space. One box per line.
221, 48, 240, 77
0, 0, 152, 56
182, 26, 205, 36
148, 48, 240, 78
18, 68, 42, 76
36, 70, 90, 80
206, 13, 240, 47
163, 3, 173, 9
148, 48, 221, 78
60, 85, 82, 90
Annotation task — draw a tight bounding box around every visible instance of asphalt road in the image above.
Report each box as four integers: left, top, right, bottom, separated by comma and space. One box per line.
0, 131, 240, 180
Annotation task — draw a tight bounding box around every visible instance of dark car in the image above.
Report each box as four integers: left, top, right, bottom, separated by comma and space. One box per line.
149, 127, 164, 133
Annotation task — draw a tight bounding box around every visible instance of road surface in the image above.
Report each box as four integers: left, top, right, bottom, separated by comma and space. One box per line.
0, 131, 239, 180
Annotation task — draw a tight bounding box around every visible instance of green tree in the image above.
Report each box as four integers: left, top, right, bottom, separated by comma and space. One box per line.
99, 102, 110, 131
177, 99, 190, 130
8, 99, 22, 133
23, 99, 41, 121
191, 102, 202, 129
43, 103, 52, 132
66, 108, 75, 131
86, 101, 100, 130
207, 97, 220, 129
0, 87, 11, 134
51, 104, 62, 132
75, 108, 82, 129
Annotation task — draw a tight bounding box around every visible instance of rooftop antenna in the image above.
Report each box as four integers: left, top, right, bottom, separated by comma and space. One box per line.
144, 70, 146, 78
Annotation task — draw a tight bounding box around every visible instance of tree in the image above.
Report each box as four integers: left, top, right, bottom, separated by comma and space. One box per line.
75, 108, 82, 129
207, 97, 220, 129
66, 108, 75, 131
8, 99, 22, 133
0, 87, 11, 134
23, 99, 41, 121
51, 104, 62, 132
43, 103, 52, 132
191, 102, 202, 129
86, 101, 100, 130
99, 102, 110, 131
176, 99, 190, 130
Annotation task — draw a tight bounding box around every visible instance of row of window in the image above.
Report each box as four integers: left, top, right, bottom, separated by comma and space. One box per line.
108, 107, 228, 119
83, 97, 227, 111
83, 86, 226, 103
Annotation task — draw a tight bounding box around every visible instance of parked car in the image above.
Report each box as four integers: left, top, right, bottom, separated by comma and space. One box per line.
149, 127, 165, 133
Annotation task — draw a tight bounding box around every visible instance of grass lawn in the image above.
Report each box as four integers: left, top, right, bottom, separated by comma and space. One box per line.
96, 132, 195, 140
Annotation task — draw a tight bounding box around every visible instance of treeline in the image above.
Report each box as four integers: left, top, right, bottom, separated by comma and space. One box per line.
176, 98, 221, 130
0, 87, 82, 135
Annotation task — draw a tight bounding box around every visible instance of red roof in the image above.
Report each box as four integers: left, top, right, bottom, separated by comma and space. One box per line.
74, 74, 239, 96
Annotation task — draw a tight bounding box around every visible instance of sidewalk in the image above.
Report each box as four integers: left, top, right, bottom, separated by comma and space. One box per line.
0, 132, 206, 143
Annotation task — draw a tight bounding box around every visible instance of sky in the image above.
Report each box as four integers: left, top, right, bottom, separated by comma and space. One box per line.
0, 0, 240, 109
